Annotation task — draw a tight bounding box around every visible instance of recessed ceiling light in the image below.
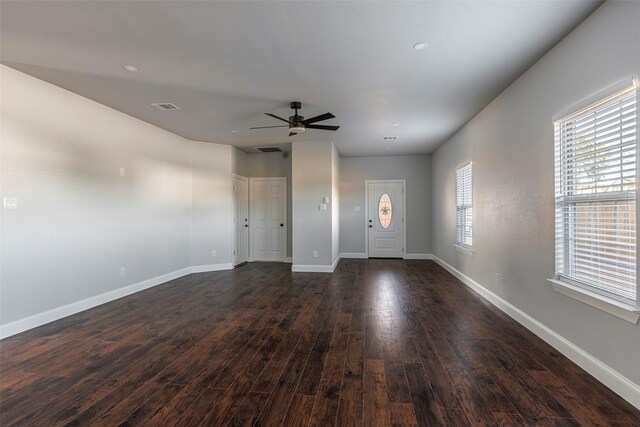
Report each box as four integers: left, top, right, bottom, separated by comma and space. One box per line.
392, 123, 400, 127
231, 130, 237, 133
385, 147, 391, 150
413, 42, 428, 51
123, 65, 138, 72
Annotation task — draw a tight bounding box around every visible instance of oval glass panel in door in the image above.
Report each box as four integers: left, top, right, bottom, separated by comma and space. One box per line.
379, 193, 392, 228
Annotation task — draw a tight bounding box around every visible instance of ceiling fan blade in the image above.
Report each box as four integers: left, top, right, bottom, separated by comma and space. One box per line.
305, 124, 340, 131
250, 125, 289, 129
265, 113, 295, 124
301, 112, 335, 125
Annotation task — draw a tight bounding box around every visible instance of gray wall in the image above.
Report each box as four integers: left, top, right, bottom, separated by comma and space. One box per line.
331, 144, 340, 264
191, 142, 234, 267
431, 1, 640, 384
231, 147, 249, 177
292, 141, 335, 267
340, 155, 432, 255
246, 152, 293, 258
1, 65, 233, 328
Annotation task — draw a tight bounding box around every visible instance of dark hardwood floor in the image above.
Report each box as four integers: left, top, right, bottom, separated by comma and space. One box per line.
1, 259, 638, 426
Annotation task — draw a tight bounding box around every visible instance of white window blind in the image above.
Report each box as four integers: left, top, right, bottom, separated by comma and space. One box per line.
554, 85, 637, 302
456, 162, 472, 247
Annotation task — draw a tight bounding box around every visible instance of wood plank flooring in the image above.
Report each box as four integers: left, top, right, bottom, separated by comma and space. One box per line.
1, 259, 638, 426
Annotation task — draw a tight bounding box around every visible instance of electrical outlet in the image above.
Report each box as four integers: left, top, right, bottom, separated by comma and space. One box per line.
3, 197, 17, 209
212, 250, 216, 257
312, 251, 318, 258
120, 267, 126, 277
119, 167, 125, 177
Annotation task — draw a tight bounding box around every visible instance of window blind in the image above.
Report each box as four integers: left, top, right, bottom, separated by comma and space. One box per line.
554, 86, 637, 302
456, 163, 473, 247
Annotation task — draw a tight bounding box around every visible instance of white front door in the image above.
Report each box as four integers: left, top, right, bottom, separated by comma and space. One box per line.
250, 177, 286, 261
233, 176, 249, 266
367, 181, 405, 258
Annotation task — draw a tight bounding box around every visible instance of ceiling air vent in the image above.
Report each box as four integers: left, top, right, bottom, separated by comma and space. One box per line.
382, 136, 399, 141
257, 147, 282, 153
151, 103, 180, 111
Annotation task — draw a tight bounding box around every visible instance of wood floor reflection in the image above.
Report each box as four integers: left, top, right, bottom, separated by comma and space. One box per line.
1, 259, 638, 426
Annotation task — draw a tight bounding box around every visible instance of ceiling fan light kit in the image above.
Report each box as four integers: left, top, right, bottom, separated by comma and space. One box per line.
250, 101, 339, 136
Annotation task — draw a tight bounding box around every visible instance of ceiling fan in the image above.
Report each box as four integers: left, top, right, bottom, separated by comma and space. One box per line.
250, 101, 339, 136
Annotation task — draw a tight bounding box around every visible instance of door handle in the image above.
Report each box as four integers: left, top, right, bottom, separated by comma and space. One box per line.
368, 225, 372, 228
245, 225, 249, 228
280, 224, 284, 227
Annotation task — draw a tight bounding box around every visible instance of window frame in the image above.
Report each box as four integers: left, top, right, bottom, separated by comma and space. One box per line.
455, 161, 473, 250
551, 77, 640, 321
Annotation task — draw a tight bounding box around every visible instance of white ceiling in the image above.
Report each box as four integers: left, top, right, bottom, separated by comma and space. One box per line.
1, 1, 601, 156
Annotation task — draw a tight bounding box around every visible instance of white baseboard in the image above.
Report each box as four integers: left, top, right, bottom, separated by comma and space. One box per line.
0, 263, 234, 339
292, 264, 334, 273
190, 263, 233, 273
432, 255, 640, 411
332, 255, 341, 271
404, 253, 434, 260
340, 252, 368, 259
291, 255, 341, 273
339, 253, 434, 260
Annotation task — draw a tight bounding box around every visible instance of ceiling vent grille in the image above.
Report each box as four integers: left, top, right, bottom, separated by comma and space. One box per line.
151, 103, 180, 111
382, 136, 399, 141
257, 147, 282, 153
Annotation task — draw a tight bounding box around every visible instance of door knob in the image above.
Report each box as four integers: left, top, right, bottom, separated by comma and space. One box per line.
245, 225, 249, 227
280, 224, 284, 227
368, 225, 372, 228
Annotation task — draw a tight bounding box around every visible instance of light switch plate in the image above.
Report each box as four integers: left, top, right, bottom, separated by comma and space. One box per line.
3, 197, 17, 209
319, 203, 327, 211
323, 197, 330, 204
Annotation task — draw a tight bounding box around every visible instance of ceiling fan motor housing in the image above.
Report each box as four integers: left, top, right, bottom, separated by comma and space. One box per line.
289, 101, 305, 133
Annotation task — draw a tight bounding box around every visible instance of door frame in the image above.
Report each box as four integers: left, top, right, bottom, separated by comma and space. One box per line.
233, 174, 249, 266
249, 177, 287, 262
364, 179, 406, 258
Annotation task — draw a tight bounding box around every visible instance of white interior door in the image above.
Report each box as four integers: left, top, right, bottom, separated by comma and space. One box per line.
250, 177, 286, 261
233, 176, 249, 266
367, 181, 405, 258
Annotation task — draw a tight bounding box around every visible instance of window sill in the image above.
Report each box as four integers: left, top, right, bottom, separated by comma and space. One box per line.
548, 279, 639, 324
454, 244, 474, 255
